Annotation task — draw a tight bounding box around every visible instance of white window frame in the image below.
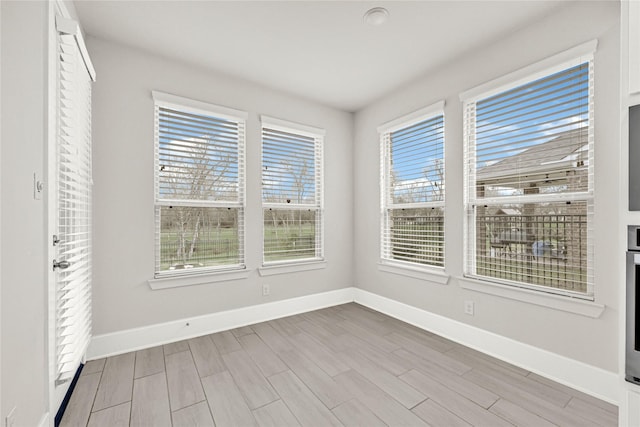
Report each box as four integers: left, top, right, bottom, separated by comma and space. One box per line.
378, 101, 446, 272
461, 41, 596, 300
152, 91, 248, 278
260, 116, 325, 267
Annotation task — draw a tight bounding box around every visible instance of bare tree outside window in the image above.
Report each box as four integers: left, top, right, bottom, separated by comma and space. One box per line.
154, 100, 245, 275
381, 111, 445, 268
262, 125, 322, 263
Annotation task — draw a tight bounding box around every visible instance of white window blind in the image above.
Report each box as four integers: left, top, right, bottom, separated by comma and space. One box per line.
153, 92, 247, 276
55, 24, 94, 382
379, 104, 445, 268
261, 117, 324, 264
463, 57, 594, 298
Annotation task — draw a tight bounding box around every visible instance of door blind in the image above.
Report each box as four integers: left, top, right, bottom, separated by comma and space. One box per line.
380, 111, 445, 268
261, 122, 323, 263
56, 30, 94, 382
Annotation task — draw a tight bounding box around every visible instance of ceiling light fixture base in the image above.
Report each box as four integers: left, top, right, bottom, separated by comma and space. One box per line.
363, 7, 389, 26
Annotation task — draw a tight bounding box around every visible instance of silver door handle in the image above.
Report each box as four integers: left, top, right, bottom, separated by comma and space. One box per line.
53, 259, 71, 270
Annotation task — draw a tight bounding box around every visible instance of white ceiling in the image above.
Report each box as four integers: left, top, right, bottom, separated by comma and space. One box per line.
74, 1, 567, 112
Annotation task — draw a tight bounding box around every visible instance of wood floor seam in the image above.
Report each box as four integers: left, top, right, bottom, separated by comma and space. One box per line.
88, 369, 104, 415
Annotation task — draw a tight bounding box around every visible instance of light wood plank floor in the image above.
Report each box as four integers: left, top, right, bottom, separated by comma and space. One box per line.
61, 303, 618, 427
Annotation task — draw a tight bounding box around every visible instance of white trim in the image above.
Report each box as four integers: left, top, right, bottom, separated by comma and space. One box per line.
1, 0, 3, 420
378, 262, 449, 285
49, 0, 95, 417
352, 289, 618, 405
379, 106, 446, 269
86, 287, 354, 359
55, 15, 96, 82
458, 276, 604, 318
38, 412, 49, 427
152, 91, 248, 121
37, 412, 49, 427
624, 387, 640, 427
630, 1, 640, 94
260, 115, 326, 137
48, 1, 61, 419
153, 94, 247, 276
148, 268, 251, 290
260, 120, 324, 263
259, 260, 326, 276
462, 49, 595, 301
377, 100, 445, 134
460, 39, 597, 102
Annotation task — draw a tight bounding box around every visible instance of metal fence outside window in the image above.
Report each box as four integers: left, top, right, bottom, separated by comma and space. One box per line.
390, 215, 444, 266
161, 238, 238, 269
388, 212, 587, 293
475, 213, 587, 293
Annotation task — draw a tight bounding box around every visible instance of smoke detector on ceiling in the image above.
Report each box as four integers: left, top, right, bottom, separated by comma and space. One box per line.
363, 7, 389, 26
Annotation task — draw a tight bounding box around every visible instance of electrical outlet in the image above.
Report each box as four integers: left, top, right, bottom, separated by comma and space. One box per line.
464, 300, 475, 316
6, 407, 16, 427
262, 284, 270, 296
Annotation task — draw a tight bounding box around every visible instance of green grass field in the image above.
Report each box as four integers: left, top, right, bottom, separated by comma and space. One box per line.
160, 224, 317, 269
263, 223, 316, 262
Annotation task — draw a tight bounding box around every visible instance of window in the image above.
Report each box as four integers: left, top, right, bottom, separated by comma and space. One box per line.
261, 116, 324, 264
463, 52, 594, 298
379, 102, 445, 268
153, 92, 247, 277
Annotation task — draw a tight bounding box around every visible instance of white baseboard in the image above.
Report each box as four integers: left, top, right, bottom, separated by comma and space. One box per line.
38, 412, 49, 427
352, 288, 619, 405
87, 287, 355, 360
86, 286, 619, 405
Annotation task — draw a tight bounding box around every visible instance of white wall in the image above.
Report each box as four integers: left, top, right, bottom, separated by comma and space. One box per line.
353, 1, 620, 372
1, 0, 3, 420
88, 37, 354, 336
1, 1, 50, 425
1, 0, 3, 421
618, 1, 640, 424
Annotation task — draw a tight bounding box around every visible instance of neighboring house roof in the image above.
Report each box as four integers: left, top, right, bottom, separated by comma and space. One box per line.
476, 129, 588, 184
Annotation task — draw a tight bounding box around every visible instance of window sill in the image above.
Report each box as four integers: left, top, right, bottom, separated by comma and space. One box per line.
378, 262, 450, 285
458, 276, 605, 318
148, 268, 251, 290
259, 260, 327, 276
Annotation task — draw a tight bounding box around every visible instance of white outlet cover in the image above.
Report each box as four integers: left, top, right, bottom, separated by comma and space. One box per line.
464, 300, 475, 315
